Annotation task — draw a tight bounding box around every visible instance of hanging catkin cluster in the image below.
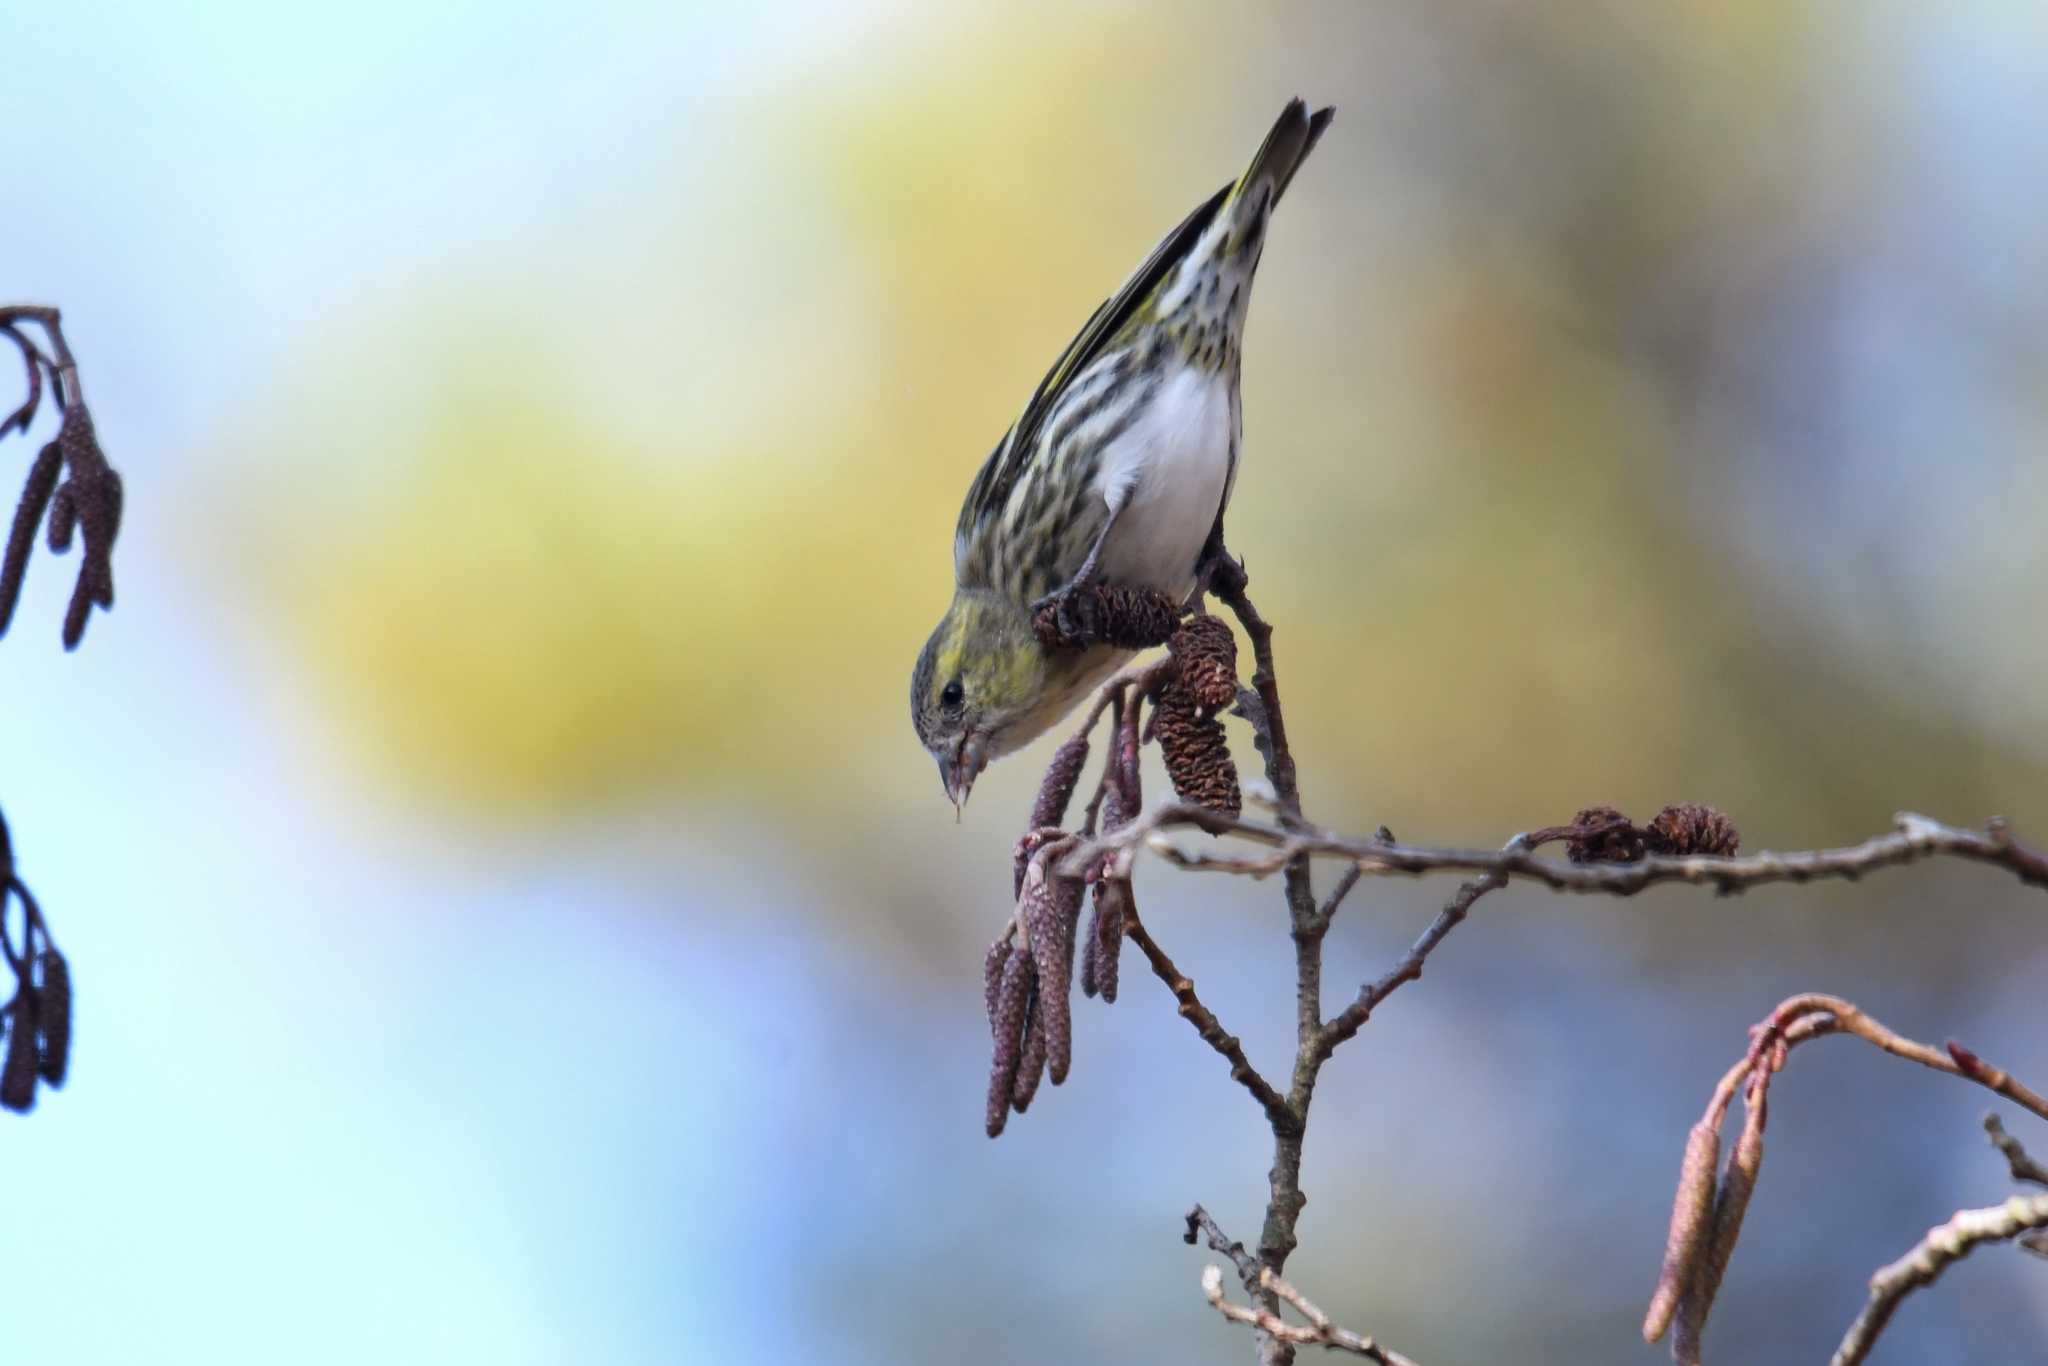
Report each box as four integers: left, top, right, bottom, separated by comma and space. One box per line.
984, 850, 1083, 1137
0, 811, 71, 1113
0, 308, 108, 1120
1, 309, 123, 650
985, 606, 1248, 1135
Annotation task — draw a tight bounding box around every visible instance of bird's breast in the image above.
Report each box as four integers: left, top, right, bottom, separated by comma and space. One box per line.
1092, 365, 1236, 598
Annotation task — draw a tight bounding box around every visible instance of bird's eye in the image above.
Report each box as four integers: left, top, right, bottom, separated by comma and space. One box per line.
940, 679, 965, 712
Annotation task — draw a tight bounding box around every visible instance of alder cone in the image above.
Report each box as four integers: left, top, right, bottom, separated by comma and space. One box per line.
1169, 615, 1238, 712
1154, 682, 1241, 817
1566, 806, 1645, 865
1646, 803, 1741, 857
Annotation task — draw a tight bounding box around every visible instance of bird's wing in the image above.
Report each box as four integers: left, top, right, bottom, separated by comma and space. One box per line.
953, 181, 1232, 584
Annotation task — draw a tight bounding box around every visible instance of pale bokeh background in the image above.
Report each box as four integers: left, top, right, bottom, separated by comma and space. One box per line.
8, 3, 2048, 1362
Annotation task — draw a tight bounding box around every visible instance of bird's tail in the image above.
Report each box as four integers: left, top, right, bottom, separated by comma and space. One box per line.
1221, 98, 1333, 257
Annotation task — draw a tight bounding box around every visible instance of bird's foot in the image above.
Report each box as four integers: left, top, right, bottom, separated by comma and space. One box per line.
1030, 581, 1104, 651
1032, 583, 1180, 651
1186, 541, 1247, 613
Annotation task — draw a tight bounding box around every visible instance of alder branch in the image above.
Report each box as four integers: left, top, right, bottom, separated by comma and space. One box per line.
1747, 994, 2048, 1122
1831, 1194, 2048, 1366
1209, 573, 1325, 1359
1062, 805, 2048, 897
982, 572, 2048, 1365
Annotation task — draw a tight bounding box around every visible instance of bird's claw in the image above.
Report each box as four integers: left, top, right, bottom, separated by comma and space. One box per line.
1031, 583, 1100, 650
1191, 543, 1247, 606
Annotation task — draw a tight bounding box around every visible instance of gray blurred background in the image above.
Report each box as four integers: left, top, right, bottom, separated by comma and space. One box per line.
6, 2, 2048, 1361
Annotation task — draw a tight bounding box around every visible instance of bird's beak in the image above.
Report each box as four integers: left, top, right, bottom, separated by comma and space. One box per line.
940, 732, 990, 818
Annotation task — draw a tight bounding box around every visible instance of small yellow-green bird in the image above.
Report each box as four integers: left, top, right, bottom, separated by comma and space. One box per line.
912, 98, 1333, 810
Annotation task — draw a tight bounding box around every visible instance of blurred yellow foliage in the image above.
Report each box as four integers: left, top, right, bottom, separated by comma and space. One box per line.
202, 4, 2043, 853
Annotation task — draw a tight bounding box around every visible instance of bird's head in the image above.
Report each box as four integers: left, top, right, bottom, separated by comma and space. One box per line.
911, 590, 1059, 813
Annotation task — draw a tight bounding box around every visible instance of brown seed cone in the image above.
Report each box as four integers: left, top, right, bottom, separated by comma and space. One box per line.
1030, 732, 1090, 831
985, 947, 1034, 1138
0, 992, 38, 1113
1010, 990, 1048, 1112
1153, 681, 1242, 816
1032, 584, 1180, 651
1645, 803, 1742, 857
1169, 615, 1238, 713
1020, 859, 1083, 1085
35, 951, 68, 1086
1566, 805, 1645, 865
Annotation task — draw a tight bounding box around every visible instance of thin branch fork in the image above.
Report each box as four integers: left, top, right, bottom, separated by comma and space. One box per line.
1317, 837, 1530, 1059
1127, 904, 1296, 1133
1191, 1205, 1421, 1366
1985, 1114, 2048, 1188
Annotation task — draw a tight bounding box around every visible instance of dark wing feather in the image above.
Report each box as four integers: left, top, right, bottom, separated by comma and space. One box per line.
954, 182, 1232, 580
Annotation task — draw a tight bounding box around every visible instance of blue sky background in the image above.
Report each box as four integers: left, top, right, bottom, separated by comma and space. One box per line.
7, 3, 2048, 1362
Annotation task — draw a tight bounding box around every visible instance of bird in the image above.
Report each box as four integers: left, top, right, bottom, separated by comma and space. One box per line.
912, 98, 1333, 812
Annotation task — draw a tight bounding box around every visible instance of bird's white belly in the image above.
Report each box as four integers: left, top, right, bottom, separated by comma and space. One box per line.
1091, 366, 1234, 597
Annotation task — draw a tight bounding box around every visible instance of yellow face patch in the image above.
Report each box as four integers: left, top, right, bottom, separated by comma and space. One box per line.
929, 594, 1045, 715
931, 602, 974, 704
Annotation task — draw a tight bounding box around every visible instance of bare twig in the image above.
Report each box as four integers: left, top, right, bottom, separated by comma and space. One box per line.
1186, 1204, 1267, 1290
1126, 905, 1294, 1133
1191, 1202, 1411, 1365
1315, 864, 1363, 929
1748, 994, 2048, 1123
1200, 1262, 1422, 1365
1317, 836, 1533, 1059
1831, 1194, 2048, 1366
1985, 1114, 2048, 1188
